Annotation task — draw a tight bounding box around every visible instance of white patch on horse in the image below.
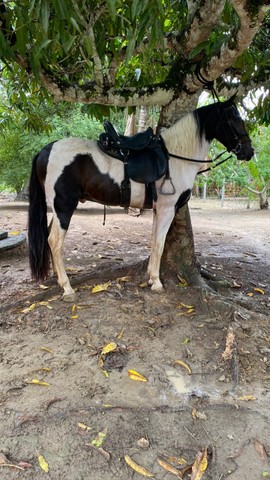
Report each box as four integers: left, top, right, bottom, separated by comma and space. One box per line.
45, 138, 96, 207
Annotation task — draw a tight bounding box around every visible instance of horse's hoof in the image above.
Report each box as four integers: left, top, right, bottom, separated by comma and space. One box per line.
62, 292, 76, 303
150, 283, 164, 292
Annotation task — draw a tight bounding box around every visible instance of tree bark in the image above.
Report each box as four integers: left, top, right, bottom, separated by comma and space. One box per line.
161, 203, 202, 285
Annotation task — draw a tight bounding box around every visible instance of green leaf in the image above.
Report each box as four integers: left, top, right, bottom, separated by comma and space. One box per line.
106, 0, 116, 22
53, 0, 69, 19
15, 9, 28, 56
41, 0, 50, 35
83, 36, 93, 56
70, 17, 81, 33
29, 46, 41, 78
125, 36, 136, 63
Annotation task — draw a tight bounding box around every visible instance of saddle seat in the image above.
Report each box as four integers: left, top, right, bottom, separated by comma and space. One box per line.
102, 121, 155, 150
97, 121, 169, 185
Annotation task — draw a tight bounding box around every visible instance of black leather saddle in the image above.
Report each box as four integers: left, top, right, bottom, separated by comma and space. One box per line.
98, 121, 168, 184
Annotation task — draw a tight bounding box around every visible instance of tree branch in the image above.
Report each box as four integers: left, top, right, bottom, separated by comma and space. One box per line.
201, 2, 268, 82
183, 0, 226, 54
39, 71, 175, 106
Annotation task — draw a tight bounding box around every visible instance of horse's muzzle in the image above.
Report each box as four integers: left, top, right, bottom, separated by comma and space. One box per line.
236, 143, 254, 161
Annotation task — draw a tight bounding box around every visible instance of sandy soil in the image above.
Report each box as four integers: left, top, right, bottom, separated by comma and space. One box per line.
0, 196, 269, 480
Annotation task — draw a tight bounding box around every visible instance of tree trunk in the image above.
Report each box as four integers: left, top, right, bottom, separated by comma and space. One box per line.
259, 191, 269, 209
161, 203, 203, 286
138, 106, 148, 132
158, 96, 205, 286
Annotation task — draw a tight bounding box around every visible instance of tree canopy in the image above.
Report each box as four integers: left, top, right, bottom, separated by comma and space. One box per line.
0, 1, 269, 125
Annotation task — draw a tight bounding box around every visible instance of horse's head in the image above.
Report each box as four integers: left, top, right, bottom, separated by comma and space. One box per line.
215, 94, 254, 161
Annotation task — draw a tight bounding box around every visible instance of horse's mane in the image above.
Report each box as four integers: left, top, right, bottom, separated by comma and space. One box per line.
160, 112, 201, 156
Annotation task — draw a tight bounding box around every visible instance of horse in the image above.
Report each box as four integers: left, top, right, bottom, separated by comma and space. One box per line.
28, 95, 254, 301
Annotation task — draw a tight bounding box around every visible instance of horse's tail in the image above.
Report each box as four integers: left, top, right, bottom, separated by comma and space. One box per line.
28, 153, 50, 280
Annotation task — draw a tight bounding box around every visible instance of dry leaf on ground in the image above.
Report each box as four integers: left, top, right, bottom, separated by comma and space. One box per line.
190, 448, 208, 480
124, 455, 154, 477
175, 359, 192, 374
157, 457, 183, 477
38, 454, 49, 473
128, 369, 148, 382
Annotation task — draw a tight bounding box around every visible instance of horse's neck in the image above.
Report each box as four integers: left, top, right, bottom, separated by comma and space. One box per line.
161, 113, 210, 160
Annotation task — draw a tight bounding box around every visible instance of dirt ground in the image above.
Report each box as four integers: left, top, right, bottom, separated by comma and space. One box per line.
0, 195, 269, 480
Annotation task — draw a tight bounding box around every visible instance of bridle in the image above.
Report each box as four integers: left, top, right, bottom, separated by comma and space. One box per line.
166, 104, 249, 176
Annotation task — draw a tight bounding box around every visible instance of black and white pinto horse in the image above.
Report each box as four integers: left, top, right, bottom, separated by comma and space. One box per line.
28, 96, 254, 301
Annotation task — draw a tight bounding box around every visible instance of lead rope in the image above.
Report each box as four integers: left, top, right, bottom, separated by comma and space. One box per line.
103, 205, 106, 225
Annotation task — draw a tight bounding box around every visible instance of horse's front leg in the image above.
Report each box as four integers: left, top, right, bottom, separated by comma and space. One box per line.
148, 205, 175, 292
147, 209, 157, 283
48, 216, 76, 302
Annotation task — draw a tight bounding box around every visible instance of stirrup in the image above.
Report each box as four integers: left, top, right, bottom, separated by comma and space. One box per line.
159, 176, 176, 195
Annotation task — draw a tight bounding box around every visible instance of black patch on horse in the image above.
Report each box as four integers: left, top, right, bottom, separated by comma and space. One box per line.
36, 141, 56, 186
53, 153, 121, 230
175, 189, 191, 212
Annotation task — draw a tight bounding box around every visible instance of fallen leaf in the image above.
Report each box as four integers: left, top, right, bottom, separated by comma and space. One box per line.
26, 379, 50, 387
180, 338, 190, 345
191, 448, 208, 480
175, 359, 192, 375
262, 472, 270, 478
192, 408, 197, 419
192, 409, 207, 420
21, 303, 36, 313
157, 457, 183, 477
247, 292, 254, 297
18, 462, 32, 469
97, 447, 111, 461
237, 395, 256, 401
117, 327, 125, 340
102, 369, 109, 378
78, 422, 92, 431
40, 347, 53, 353
101, 342, 117, 355
254, 438, 266, 462
91, 282, 111, 293
165, 456, 187, 466
91, 428, 107, 447
254, 287, 265, 294
124, 454, 154, 477
39, 284, 49, 290
177, 302, 193, 309
139, 282, 148, 288
232, 281, 242, 288
30, 367, 51, 373
177, 275, 188, 287
128, 369, 148, 382
38, 454, 49, 473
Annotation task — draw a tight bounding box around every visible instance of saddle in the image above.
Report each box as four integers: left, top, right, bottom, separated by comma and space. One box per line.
98, 121, 169, 185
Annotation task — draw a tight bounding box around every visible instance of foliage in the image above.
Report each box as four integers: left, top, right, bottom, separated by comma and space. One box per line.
0, 1, 269, 117
0, 102, 106, 193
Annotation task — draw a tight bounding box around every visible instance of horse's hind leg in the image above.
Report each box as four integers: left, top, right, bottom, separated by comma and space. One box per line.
48, 214, 76, 302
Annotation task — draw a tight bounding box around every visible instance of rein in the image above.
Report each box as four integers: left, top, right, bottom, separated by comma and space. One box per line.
167, 149, 233, 175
